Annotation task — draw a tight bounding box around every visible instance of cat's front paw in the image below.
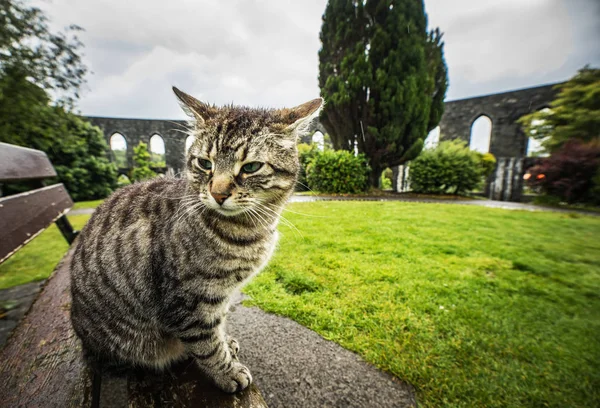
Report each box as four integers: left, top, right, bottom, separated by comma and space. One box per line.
212, 361, 252, 393
227, 336, 240, 358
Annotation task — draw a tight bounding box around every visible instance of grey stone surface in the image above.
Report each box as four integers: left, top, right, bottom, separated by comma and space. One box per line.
0, 280, 45, 348
438, 83, 560, 158
228, 294, 417, 408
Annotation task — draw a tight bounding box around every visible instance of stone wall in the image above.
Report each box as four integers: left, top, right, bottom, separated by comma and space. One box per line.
438, 83, 559, 158
391, 83, 561, 201
86, 116, 189, 175
87, 83, 561, 201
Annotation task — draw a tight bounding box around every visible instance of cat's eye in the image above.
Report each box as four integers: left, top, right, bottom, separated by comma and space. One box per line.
194, 158, 212, 171
241, 162, 263, 174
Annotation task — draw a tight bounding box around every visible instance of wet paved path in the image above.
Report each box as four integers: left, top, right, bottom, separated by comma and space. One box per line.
288, 194, 599, 215
68, 195, 599, 216
228, 293, 416, 408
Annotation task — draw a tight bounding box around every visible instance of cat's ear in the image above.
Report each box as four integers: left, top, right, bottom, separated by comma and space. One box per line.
172, 86, 217, 124
275, 98, 324, 138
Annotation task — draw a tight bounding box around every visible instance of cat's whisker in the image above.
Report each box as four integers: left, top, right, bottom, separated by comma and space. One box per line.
255, 202, 303, 239
169, 128, 193, 136
295, 181, 318, 195
275, 205, 329, 218
174, 200, 206, 225
247, 207, 272, 232
245, 208, 268, 233
166, 120, 193, 131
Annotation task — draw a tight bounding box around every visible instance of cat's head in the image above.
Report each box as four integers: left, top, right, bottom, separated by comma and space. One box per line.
174, 87, 322, 217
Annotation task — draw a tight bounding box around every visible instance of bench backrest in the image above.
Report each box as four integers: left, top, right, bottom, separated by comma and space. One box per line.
0, 142, 76, 264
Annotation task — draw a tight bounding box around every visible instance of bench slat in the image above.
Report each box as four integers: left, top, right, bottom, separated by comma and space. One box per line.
0, 184, 73, 264
0, 142, 57, 182
0, 248, 94, 407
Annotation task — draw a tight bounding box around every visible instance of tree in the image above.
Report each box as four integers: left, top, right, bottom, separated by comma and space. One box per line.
318, 0, 448, 186
131, 142, 157, 182
526, 140, 600, 204
0, 0, 118, 200
0, 0, 87, 106
0, 95, 118, 200
519, 67, 600, 153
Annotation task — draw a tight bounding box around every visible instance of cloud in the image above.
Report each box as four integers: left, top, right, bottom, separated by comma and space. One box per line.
35, 0, 599, 117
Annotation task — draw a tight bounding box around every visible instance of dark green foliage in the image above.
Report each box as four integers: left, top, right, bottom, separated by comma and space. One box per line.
0, 79, 117, 200
526, 140, 600, 204
0, 0, 87, 106
0, 0, 117, 200
409, 140, 483, 195
131, 142, 157, 182
296, 143, 321, 191
477, 152, 497, 178
519, 67, 600, 153
306, 150, 371, 194
50, 119, 117, 201
319, 0, 448, 186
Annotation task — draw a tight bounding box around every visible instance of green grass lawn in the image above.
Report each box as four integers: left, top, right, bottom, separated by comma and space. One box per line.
72, 199, 105, 210
244, 202, 600, 408
0, 215, 91, 289
1, 201, 598, 407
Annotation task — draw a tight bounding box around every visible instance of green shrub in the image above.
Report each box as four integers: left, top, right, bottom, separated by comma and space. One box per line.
296, 143, 321, 191
306, 150, 370, 194
478, 152, 497, 178
409, 140, 483, 195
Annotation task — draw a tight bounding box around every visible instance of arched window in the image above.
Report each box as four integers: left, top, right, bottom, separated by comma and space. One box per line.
312, 131, 324, 150
526, 108, 551, 157
149, 134, 166, 167
470, 116, 492, 153
424, 126, 440, 149
117, 174, 131, 187
185, 135, 195, 154
110, 133, 128, 168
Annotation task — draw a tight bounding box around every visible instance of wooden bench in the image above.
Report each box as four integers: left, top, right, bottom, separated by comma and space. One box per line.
0, 142, 267, 407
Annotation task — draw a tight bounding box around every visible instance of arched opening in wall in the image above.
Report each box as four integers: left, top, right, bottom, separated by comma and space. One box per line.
470, 116, 492, 153
185, 135, 195, 154
110, 133, 128, 168
380, 167, 393, 190
149, 134, 166, 168
117, 174, 131, 187
526, 108, 552, 157
312, 131, 324, 150
424, 126, 441, 149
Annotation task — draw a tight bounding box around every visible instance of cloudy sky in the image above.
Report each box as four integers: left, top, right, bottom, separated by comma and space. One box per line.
36, 0, 600, 120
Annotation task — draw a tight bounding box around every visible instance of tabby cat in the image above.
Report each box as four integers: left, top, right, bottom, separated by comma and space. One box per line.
70, 87, 322, 393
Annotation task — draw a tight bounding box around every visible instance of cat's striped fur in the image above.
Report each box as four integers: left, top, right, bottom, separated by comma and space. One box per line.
70, 87, 322, 393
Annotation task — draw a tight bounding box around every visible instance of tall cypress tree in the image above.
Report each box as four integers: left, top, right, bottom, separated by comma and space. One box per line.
319, 0, 448, 186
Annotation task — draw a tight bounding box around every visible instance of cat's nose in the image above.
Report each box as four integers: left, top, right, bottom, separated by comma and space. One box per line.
210, 191, 231, 205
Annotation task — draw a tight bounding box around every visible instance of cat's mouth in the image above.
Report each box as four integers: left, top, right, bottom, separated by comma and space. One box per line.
205, 199, 247, 217
213, 207, 246, 216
